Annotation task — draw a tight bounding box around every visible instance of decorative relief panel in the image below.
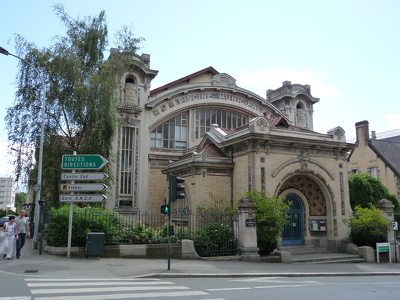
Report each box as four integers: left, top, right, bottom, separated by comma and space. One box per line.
279, 175, 326, 216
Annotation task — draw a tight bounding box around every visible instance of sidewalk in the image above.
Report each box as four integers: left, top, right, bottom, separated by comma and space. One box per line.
1, 240, 400, 279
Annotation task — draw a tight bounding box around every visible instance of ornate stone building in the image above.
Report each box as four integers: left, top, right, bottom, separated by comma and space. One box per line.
106, 49, 354, 251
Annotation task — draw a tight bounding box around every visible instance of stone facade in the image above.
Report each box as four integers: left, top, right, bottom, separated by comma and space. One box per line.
105, 49, 354, 251
349, 121, 400, 199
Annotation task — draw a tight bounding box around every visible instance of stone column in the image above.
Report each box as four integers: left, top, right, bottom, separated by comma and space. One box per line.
376, 199, 397, 261
237, 196, 260, 261
376, 199, 395, 241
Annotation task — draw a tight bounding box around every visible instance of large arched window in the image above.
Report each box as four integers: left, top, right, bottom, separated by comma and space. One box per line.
195, 109, 248, 139
150, 113, 188, 149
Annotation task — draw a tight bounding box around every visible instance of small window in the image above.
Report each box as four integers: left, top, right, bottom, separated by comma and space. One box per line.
369, 167, 378, 178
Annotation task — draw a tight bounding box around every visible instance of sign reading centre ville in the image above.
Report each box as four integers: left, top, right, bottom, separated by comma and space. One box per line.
61, 154, 108, 170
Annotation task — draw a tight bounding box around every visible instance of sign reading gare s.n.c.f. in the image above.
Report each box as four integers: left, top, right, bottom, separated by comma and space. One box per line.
61, 154, 108, 170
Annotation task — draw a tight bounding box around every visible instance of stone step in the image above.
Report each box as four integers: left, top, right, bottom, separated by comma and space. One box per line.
280, 245, 332, 254
291, 252, 366, 264
280, 245, 367, 264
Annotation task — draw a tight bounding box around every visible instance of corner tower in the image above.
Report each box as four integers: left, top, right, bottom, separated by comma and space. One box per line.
266, 81, 320, 131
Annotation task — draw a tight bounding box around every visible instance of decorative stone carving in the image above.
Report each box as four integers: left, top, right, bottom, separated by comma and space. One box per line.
299, 150, 310, 171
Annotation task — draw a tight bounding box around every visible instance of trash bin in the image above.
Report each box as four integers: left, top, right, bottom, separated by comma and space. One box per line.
86, 232, 105, 256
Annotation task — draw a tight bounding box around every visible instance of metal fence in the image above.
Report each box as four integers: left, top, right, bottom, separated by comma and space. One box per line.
43, 208, 239, 257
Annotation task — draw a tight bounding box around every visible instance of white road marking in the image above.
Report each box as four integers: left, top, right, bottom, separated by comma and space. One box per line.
33, 291, 208, 300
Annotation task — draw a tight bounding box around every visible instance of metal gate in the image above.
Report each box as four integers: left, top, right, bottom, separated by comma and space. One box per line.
282, 194, 304, 246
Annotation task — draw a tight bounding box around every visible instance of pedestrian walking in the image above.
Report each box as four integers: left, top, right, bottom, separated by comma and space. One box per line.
15, 210, 30, 259
2, 215, 18, 260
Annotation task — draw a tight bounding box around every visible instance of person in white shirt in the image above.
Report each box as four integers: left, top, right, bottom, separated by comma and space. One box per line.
2, 215, 18, 260
15, 210, 30, 259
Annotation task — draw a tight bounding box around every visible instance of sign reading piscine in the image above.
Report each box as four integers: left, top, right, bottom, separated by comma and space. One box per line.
62, 154, 108, 170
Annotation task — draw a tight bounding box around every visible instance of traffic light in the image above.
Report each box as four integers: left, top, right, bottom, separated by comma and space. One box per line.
170, 175, 185, 202
169, 225, 175, 235
161, 204, 170, 214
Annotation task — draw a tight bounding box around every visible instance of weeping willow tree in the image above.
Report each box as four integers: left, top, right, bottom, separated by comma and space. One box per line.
5, 4, 144, 207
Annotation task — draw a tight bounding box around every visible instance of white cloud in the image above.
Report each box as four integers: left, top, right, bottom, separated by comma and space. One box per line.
235, 69, 340, 99
384, 114, 400, 130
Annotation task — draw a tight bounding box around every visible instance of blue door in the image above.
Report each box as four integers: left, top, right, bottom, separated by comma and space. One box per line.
282, 194, 304, 246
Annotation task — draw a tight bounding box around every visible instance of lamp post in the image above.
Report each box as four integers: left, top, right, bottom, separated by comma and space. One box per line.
0, 46, 45, 250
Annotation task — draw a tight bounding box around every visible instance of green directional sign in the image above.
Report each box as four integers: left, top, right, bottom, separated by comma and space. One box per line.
62, 154, 108, 170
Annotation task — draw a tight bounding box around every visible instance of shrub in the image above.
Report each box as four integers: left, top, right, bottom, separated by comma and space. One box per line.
345, 205, 390, 248
193, 222, 237, 257
43, 206, 126, 247
349, 173, 399, 210
246, 190, 290, 255
43, 206, 180, 247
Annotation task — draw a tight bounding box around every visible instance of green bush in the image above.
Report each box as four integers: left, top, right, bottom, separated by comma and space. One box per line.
246, 190, 290, 255
43, 206, 179, 247
193, 222, 236, 257
345, 205, 390, 248
349, 173, 400, 210
43, 206, 126, 247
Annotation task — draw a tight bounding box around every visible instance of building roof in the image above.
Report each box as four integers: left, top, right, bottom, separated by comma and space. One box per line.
150, 66, 219, 95
370, 138, 400, 176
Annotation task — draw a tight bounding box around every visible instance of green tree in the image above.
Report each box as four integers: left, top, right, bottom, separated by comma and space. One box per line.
246, 190, 290, 255
14, 192, 27, 213
345, 205, 390, 248
349, 173, 399, 210
5, 4, 144, 207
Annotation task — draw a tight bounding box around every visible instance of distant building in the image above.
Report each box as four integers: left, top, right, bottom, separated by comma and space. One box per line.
102, 50, 355, 251
349, 121, 400, 199
0, 177, 15, 212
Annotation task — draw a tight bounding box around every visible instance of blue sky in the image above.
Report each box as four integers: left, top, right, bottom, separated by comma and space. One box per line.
1, 0, 399, 179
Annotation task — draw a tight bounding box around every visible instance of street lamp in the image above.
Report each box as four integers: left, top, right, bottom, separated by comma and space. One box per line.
0, 46, 45, 250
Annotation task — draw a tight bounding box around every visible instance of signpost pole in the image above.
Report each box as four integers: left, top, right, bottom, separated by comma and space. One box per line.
67, 151, 76, 259
395, 230, 398, 263
393, 221, 398, 263
167, 174, 172, 271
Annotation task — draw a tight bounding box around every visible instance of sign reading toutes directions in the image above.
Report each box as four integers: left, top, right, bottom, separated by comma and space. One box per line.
60, 183, 108, 192
61, 154, 108, 170
59, 154, 109, 203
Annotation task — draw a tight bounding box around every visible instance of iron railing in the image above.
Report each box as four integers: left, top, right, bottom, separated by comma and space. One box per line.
43, 208, 239, 257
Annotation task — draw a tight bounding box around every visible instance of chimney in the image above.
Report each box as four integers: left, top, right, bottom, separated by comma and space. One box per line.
355, 120, 369, 147
371, 131, 376, 139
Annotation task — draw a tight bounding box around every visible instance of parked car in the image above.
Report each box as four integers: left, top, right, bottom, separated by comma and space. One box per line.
0, 216, 9, 227
0, 215, 17, 227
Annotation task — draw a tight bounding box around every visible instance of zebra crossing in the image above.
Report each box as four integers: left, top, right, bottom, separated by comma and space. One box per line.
24, 278, 224, 300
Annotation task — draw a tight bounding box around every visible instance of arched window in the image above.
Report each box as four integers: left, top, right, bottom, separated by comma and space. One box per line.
195, 109, 248, 139
150, 113, 188, 149
124, 76, 138, 105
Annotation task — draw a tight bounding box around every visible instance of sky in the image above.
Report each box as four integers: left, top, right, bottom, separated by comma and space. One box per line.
1, 0, 400, 181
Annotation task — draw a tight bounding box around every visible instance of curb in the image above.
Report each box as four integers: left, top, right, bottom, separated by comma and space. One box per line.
140, 272, 400, 278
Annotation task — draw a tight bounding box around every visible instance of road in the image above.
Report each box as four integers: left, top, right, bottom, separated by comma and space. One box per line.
0, 275, 399, 299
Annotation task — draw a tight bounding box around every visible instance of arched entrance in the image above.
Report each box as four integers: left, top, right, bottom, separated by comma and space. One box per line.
282, 194, 304, 246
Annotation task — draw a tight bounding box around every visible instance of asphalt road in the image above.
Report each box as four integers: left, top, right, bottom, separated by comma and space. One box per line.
1, 274, 399, 299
